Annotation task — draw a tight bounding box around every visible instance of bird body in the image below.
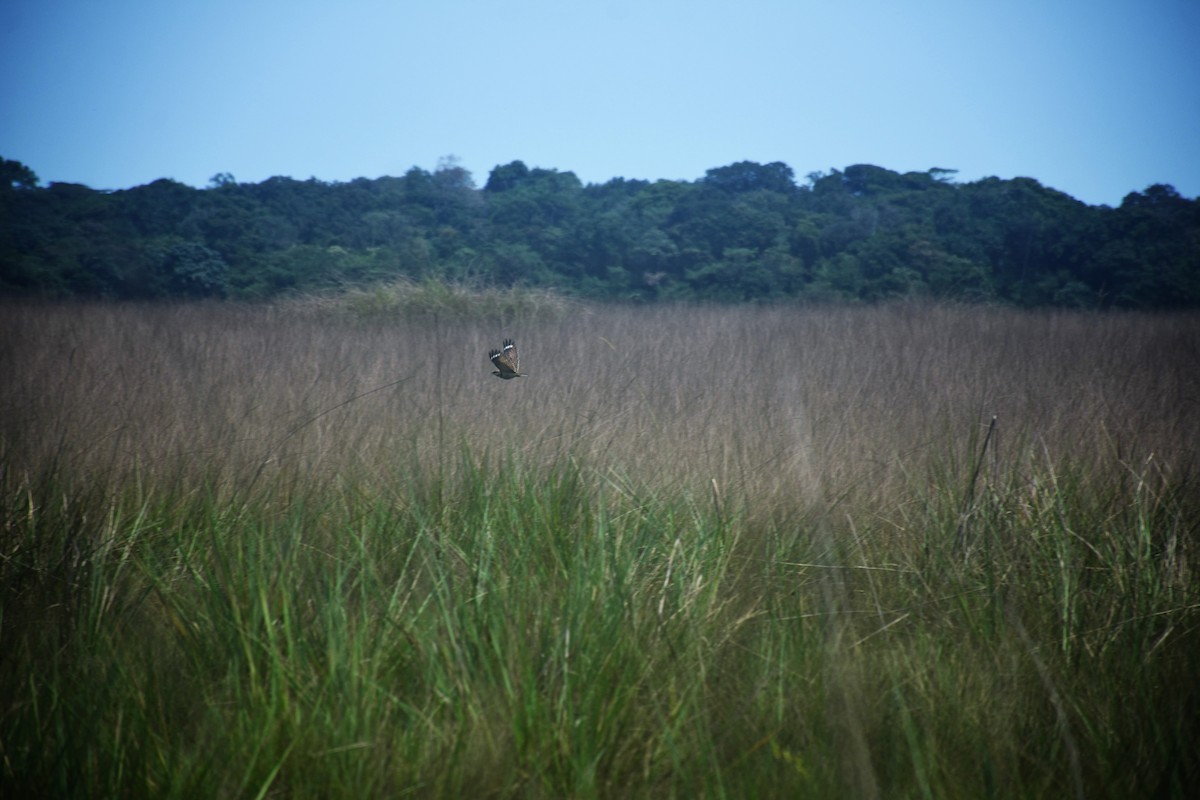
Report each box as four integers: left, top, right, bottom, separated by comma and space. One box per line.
489, 339, 524, 379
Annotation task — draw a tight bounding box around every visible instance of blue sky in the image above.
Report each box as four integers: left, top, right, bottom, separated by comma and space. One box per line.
2, 0, 1197, 206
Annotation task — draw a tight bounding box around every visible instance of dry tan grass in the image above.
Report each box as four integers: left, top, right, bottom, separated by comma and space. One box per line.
3, 299, 1197, 518
3, 297, 1199, 797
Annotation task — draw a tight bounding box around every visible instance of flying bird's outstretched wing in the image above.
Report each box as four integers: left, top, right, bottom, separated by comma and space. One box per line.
501, 339, 519, 373
489, 338, 523, 379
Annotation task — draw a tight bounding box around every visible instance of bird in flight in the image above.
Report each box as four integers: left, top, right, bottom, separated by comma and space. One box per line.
488, 338, 524, 379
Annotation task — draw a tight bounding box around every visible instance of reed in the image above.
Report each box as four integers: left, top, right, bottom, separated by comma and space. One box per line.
2, 297, 1197, 797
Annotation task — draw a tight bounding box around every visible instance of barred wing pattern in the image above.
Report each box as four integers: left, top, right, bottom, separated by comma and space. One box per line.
489, 338, 523, 379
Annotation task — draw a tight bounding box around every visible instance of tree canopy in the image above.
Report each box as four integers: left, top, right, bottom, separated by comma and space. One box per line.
2, 156, 1197, 307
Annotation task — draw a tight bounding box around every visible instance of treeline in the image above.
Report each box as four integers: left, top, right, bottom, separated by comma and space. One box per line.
2, 156, 1198, 306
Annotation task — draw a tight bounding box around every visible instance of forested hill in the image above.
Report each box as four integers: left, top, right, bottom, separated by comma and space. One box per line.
2, 156, 1197, 307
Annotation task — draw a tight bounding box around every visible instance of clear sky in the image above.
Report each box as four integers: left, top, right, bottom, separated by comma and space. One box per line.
2, 0, 1197, 207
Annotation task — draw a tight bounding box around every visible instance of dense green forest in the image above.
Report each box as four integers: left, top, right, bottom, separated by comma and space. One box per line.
2, 155, 1198, 306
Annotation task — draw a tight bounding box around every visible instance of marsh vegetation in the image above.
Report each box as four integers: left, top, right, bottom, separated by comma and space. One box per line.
2, 298, 1198, 797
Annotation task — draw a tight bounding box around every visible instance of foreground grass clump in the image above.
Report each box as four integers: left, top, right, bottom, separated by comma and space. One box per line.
2, 299, 1198, 797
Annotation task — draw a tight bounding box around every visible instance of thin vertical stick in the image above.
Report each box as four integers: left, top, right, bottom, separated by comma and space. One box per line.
954, 415, 997, 552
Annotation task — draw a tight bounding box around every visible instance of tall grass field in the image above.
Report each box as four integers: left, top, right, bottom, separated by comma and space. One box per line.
2, 297, 1198, 798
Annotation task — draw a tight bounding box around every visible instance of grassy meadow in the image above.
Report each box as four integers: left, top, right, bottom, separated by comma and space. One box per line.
2, 295, 1198, 797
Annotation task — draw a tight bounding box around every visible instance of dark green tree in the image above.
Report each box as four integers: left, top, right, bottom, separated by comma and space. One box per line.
484, 160, 531, 193
158, 242, 229, 297
1, 157, 39, 190
702, 161, 795, 194
2, 154, 1197, 306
